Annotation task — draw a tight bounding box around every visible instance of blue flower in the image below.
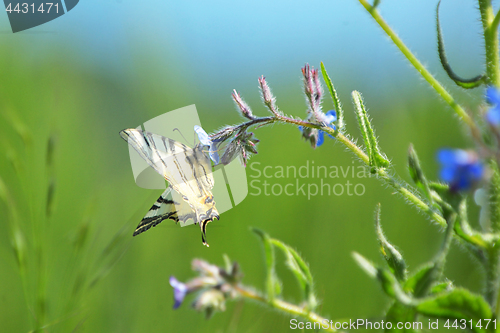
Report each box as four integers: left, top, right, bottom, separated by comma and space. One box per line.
319, 110, 337, 145
299, 110, 337, 148
486, 86, 500, 126
437, 149, 484, 191
169, 276, 188, 309
194, 125, 220, 165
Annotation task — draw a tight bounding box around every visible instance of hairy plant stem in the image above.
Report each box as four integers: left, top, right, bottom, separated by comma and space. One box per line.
479, 0, 500, 87
486, 246, 500, 313
488, 160, 500, 313
479, 0, 500, 313
234, 285, 342, 332
357, 0, 479, 138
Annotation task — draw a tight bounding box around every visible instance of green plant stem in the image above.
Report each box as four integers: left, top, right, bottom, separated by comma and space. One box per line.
487, 160, 500, 313
479, 0, 500, 87
486, 247, 500, 313
234, 285, 342, 332
492, 9, 500, 33
479, 0, 500, 311
357, 0, 479, 136
435, 212, 456, 276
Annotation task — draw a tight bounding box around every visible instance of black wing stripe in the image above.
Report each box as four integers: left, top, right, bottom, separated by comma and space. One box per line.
157, 197, 176, 205
133, 212, 178, 236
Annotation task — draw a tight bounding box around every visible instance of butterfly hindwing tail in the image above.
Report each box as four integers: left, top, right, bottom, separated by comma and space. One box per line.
133, 187, 196, 236
133, 187, 178, 236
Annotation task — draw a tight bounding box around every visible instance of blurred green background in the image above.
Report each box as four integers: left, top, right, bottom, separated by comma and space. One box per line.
0, 1, 489, 332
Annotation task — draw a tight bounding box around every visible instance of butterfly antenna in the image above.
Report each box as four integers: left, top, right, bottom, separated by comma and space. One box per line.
172, 128, 195, 146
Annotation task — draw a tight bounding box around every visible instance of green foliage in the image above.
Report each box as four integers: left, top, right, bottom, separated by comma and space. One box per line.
320, 62, 344, 132
253, 228, 317, 310
385, 303, 417, 333
416, 288, 494, 333
351, 91, 390, 169
374, 204, 407, 281
354, 200, 496, 331
252, 228, 282, 302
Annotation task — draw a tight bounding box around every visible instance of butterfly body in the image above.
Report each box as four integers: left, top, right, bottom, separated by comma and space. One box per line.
120, 128, 219, 246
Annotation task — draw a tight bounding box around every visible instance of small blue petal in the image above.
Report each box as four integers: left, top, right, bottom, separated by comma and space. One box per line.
485, 87, 500, 126
487, 106, 500, 126
194, 125, 212, 146
439, 166, 456, 183
437, 149, 456, 165
325, 110, 337, 123
437, 149, 484, 191
486, 86, 500, 105
469, 163, 484, 178
169, 276, 188, 309
209, 143, 220, 165
194, 125, 219, 164
317, 131, 325, 147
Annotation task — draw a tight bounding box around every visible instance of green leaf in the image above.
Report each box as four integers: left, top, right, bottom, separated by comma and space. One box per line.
351, 91, 390, 169
252, 228, 281, 302
416, 288, 494, 333
374, 203, 407, 281
271, 238, 317, 310
428, 181, 449, 194
404, 263, 440, 298
353, 252, 413, 305
430, 281, 453, 295
385, 302, 418, 333
436, 1, 484, 89
223, 254, 232, 273
455, 199, 489, 249
407, 144, 433, 202
320, 62, 344, 131
353, 252, 377, 278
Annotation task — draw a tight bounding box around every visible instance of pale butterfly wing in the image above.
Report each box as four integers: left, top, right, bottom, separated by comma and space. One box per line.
120, 128, 220, 246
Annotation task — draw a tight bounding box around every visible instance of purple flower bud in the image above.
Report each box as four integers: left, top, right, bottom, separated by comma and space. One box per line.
302, 64, 315, 101
258, 76, 272, 104
232, 90, 255, 120
192, 259, 222, 278
302, 64, 324, 122
258, 76, 280, 116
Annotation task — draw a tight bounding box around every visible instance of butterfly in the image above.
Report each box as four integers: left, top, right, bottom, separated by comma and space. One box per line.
120, 126, 220, 247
